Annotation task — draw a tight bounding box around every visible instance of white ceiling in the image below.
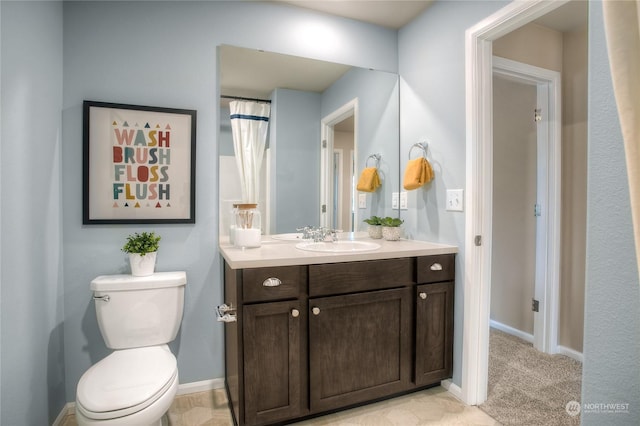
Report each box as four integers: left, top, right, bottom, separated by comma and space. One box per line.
277, 0, 434, 29
276, 0, 587, 32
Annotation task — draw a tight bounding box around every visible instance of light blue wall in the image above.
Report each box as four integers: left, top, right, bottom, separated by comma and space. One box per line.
321, 67, 400, 226
0, 1, 66, 424
582, 2, 640, 423
271, 88, 321, 233
62, 0, 397, 402
7, 1, 638, 423
398, 0, 507, 386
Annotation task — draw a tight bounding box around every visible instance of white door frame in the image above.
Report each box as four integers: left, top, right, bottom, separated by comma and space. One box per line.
333, 148, 345, 230
462, 0, 568, 406
492, 56, 561, 354
320, 99, 358, 228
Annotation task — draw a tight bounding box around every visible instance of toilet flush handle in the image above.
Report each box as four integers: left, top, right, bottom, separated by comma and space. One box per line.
93, 294, 110, 302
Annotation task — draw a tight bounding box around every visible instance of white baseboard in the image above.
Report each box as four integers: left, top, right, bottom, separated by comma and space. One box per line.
490, 319, 534, 343
441, 379, 464, 402
176, 377, 225, 395
52, 402, 75, 426
557, 345, 583, 363
53, 378, 226, 425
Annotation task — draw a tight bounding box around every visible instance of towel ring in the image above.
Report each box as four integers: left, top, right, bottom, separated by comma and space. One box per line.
366, 153, 381, 168
409, 142, 428, 159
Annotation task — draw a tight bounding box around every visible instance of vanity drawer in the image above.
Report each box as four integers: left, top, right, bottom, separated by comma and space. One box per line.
309, 258, 414, 297
417, 255, 455, 284
242, 266, 307, 303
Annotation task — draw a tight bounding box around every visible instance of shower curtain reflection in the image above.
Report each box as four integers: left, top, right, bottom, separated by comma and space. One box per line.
229, 100, 271, 203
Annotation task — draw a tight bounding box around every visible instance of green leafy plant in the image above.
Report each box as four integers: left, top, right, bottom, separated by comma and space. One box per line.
122, 232, 161, 255
380, 217, 404, 227
363, 216, 383, 226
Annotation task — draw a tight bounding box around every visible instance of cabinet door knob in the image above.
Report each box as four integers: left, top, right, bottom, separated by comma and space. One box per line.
430, 263, 443, 271
291, 309, 300, 318
419, 292, 428, 300
312, 307, 321, 315
262, 277, 282, 287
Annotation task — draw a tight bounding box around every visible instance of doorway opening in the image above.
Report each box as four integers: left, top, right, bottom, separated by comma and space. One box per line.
321, 99, 358, 230
491, 56, 561, 355
462, 0, 589, 406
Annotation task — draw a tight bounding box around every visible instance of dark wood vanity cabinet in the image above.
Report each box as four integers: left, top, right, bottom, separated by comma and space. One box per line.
223, 254, 455, 426
243, 300, 304, 425
309, 287, 412, 412
415, 255, 455, 386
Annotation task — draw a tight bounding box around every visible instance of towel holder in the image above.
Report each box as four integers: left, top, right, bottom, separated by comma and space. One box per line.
409, 142, 428, 159
366, 153, 381, 168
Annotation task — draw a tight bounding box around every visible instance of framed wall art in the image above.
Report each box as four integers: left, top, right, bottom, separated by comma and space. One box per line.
83, 100, 197, 224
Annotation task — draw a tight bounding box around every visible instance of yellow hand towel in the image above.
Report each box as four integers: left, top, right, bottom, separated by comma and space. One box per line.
357, 167, 381, 192
403, 157, 434, 190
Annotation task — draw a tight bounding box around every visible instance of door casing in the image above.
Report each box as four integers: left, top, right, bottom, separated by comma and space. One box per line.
462, 0, 568, 406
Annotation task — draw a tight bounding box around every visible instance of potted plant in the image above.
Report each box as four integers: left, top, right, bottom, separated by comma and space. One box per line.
363, 216, 383, 239
122, 231, 161, 276
380, 217, 404, 241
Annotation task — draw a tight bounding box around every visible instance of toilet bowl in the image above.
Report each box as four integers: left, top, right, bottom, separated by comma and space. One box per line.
76, 272, 186, 426
76, 346, 178, 425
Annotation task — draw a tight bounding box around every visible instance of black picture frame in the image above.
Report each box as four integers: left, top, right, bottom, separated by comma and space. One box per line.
83, 100, 196, 224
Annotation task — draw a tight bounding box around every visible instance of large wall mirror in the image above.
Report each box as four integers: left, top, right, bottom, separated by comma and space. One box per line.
218, 45, 400, 239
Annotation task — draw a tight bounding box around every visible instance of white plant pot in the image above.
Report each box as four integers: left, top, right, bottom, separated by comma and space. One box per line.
367, 225, 383, 239
129, 252, 157, 277
382, 226, 402, 241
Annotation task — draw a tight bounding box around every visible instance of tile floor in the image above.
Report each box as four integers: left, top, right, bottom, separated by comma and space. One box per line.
61, 386, 499, 425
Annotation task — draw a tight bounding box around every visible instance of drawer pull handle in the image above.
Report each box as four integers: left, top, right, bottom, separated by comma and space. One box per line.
263, 277, 282, 287
419, 292, 428, 300
291, 309, 300, 318
312, 307, 321, 316
430, 263, 443, 271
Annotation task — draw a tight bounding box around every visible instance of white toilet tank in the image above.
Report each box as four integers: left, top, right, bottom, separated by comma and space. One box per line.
91, 271, 186, 350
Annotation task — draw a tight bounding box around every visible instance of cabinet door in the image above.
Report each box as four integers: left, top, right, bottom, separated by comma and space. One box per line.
243, 300, 303, 425
415, 282, 454, 386
309, 287, 412, 413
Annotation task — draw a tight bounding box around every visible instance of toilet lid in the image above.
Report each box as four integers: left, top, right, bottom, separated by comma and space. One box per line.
77, 346, 177, 415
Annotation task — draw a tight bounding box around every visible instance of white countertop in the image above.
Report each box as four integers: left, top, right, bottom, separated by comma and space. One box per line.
220, 232, 458, 269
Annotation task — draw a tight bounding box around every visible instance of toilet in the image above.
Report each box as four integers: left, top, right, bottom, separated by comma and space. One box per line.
75, 271, 187, 425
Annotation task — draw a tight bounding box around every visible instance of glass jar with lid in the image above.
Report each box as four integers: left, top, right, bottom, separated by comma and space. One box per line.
228, 203, 239, 245
234, 203, 261, 248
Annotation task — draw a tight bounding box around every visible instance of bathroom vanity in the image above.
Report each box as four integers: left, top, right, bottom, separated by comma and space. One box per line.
219, 236, 457, 426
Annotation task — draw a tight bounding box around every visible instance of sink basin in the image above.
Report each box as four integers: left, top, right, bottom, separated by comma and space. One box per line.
295, 240, 381, 253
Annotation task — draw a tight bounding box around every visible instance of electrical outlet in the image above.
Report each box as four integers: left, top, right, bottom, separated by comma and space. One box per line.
400, 192, 408, 210
446, 189, 464, 212
358, 193, 367, 209
392, 192, 399, 209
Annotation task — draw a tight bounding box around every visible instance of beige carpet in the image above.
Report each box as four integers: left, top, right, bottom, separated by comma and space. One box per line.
480, 328, 582, 425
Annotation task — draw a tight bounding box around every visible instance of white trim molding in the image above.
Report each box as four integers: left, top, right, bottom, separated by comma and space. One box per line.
441, 379, 464, 402
463, 0, 569, 406
489, 319, 534, 344
557, 345, 584, 363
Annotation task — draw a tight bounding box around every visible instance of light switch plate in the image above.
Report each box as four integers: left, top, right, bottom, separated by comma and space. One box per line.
400, 192, 408, 210
446, 189, 464, 212
392, 192, 399, 209
358, 193, 367, 209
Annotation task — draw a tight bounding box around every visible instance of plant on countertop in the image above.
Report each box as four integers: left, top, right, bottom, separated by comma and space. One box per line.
122, 232, 161, 255
380, 217, 404, 227
363, 216, 383, 226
